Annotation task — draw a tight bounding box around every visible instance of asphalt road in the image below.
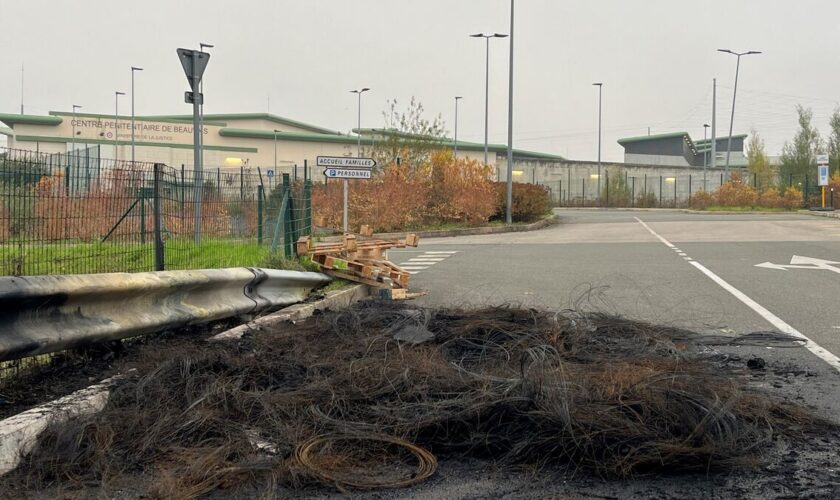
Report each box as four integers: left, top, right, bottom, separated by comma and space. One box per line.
386, 208, 840, 498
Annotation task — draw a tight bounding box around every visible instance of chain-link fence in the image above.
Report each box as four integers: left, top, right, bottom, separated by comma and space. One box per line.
0, 148, 312, 276
540, 169, 824, 209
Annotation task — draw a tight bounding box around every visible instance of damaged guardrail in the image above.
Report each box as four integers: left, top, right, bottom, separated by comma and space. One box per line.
0, 268, 331, 362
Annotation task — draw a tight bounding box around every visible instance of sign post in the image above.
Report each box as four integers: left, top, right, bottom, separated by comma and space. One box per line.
177, 48, 210, 243
317, 156, 375, 232
818, 154, 829, 209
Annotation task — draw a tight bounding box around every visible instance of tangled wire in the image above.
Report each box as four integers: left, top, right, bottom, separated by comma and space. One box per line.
1, 302, 832, 497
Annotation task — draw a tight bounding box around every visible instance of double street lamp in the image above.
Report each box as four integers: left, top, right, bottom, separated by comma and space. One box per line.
717, 48, 761, 176
131, 66, 143, 164
470, 32, 508, 166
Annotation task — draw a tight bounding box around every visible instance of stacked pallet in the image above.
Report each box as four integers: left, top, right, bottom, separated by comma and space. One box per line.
296, 231, 419, 298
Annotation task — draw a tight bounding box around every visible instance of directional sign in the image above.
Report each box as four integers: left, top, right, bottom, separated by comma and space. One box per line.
819, 165, 829, 186
323, 168, 372, 179
817, 154, 830, 165
176, 48, 210, 91
755, 255, 840, 274
316, 156, 375, 169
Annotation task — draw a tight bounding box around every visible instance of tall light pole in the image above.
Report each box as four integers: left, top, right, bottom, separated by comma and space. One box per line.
505, 0, 515, 224
470, 32, 508, 166
454, 96, 463, 158
131, 66, 143, 164
710, 78, 717, 190
273, 129, 280, 173
72, 104, 82, 152
114, 91, 125, 161
703, 123, 710, 167
348, 87, 370, 233
593, 82, 603, 202
718, 48, 761, 176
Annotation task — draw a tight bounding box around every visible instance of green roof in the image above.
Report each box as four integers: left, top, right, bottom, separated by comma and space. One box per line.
50, 111, 228, 127
155, 113, 339, 135
617, 132, 689, 145
0, 114, 63, 127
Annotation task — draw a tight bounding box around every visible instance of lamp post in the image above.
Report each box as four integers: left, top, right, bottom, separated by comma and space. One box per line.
131, 66, 143, 164
348, 88, 370, 233
470, 32, 508, 166
71, 104, 82, 152
505, 0, 515, 225
454, 96, 463, 158
114, 91, 125, 161
703, 123, 710, 188
593, 82, 603, 202
273, 129, 280, 173
717, 49, 761, 176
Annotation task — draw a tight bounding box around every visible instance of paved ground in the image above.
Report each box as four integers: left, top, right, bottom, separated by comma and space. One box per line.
384, 209, 840, 499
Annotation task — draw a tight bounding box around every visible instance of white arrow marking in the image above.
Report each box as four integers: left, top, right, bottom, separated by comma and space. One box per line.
789, 255, 840, 266
755, 255, 840, 274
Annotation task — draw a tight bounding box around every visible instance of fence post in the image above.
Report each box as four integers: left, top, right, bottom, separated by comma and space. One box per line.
605, 170, 610, 206
688, 175, 692, 206
558, 180, 562, 206
257, 185, 264, 245
673, 175, 677, 208
582, 178, 586, 207
153, 163, 165, 271
140, 188, 146, 244
282, 173, 293, 257
631, 177, 635, 207
659, 176, 663, 207
240, 166, 244, 201
304, 159, 309, 182
304, 179, 312, 236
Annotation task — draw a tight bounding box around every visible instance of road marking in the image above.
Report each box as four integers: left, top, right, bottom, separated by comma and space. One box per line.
635, 217, 840, 373
396, 251, 458, 275
755, 255, 840, 274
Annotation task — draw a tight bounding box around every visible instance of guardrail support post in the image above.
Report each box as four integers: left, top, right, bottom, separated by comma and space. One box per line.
304, 179, 312, 236
153, 163, 165, 271
257, 184, 264, 245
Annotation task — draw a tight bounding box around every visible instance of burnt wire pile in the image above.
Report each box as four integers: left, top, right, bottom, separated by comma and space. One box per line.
3, 302, 833, 496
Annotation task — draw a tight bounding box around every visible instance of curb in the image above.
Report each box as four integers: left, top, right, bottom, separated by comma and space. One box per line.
798, 209, 840, 219
320, 215, 559, 242
209, 283, 371, 342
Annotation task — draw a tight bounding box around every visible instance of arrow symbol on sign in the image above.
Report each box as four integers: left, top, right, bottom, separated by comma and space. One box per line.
755, 255, 840, 274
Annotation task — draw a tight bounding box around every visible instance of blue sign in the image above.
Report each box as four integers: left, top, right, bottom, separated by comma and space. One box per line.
266, 169, 275, 178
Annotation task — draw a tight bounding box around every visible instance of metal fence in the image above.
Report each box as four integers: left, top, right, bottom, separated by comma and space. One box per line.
0, 148, 312, 276
541, 170, 826, 208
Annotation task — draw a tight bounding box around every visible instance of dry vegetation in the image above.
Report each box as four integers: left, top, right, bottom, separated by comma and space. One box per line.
2, 302, 834, 498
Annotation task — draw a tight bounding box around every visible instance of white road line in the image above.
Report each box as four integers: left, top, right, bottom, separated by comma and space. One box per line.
408, 259, 446, 263
635, 217, 840, 373
400, 266, 430, 270
423, 251, 458, 254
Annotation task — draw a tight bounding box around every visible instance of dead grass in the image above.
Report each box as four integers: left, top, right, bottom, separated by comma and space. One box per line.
1, 303, 834, 497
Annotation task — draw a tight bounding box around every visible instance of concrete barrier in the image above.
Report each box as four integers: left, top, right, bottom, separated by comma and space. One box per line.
0, 268, 330, 362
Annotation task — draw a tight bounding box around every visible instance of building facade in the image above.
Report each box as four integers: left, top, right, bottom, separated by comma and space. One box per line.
618, 132, 747, 168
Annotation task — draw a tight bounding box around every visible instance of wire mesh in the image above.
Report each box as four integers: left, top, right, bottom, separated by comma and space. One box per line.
0, 148, 313, 276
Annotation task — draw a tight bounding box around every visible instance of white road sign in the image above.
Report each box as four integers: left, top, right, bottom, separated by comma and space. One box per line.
323, 168, 372, 179
817, 154, 830, 165
316, 156, 376, 169
819, 165, 829, 186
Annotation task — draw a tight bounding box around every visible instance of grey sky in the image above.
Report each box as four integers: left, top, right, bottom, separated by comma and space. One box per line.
1, 0, 839, 161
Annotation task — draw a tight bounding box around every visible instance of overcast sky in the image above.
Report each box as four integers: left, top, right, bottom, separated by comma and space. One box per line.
2, 0, 839, 161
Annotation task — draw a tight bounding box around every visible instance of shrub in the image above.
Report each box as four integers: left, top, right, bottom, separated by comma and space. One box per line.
782, 186, 804, 209
690, 190, 715, 210
311, 152, 496, 232
717, 173, 758, 207
636, 190, 658, 208
492, 182, 551, 223
758, 187, 784, 209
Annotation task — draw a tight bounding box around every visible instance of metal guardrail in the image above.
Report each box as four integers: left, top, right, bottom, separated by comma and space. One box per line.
0, 268, 331, 361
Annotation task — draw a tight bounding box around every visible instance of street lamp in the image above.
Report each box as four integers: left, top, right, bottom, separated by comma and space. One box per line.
454, 96, 463, 158
470, 32, 508, 166
131, 66, 143, 164
592, 82, 603, 202
350, 88, 370, 157
114, 91, 125, 161
717, 48, 761, 176
71, 104, 82, 152
273, 129, 281, 173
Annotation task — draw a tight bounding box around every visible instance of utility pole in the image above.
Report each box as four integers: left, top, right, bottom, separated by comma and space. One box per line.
710, 78, 717, 189
505, 0, 515, 224
454, 96, 463, 158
